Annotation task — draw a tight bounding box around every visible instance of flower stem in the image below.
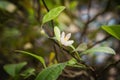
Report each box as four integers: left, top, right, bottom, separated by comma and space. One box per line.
70, 45, 81, 61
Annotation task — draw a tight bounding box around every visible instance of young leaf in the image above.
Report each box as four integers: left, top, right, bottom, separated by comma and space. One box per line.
35, 63, 67, 80
3, 62, 27, 77
74, 43, 87, 52
82, 47, 116, 55
42, 6, 65, 24
15, 50, 46, 68
102, 25, 120, 40
67, 58, 77, 65
21, 68, 35, 79
54, 26, 60, 41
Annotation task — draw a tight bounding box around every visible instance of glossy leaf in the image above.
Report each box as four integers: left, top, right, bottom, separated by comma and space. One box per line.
16, 50, 46, 68
35, 63, 67, 80
54, 26, 61, 41
42, 6, 65, 24
82, 47, 116, 55
102, 25, 120, 40
3, 62, 27, 77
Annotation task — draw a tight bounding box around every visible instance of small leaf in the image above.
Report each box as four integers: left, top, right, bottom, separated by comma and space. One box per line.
21, 68, 35, 79
74, 43, 87, 52
67, 58, 77, 65
42, 6, 65, 24
67, 59, 86, 68
54, 26, 60, 41
16, 50, 46, 68
35, 63, 67, 80
102, 25, 120, 40
82, 47, 116, 55
3, 62, 27, 77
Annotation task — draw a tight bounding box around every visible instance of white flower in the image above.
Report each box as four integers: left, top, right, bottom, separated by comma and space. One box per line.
60, 32, 74, 46
54, 26, 74, 46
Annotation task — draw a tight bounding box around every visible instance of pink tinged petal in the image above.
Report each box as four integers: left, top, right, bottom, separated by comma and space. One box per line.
65, 33, 71, 41
64, 40, 74, 46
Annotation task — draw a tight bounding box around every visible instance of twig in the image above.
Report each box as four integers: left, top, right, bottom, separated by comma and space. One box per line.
97, 60, 120, 78
33, 0, 41, 21
87, 0, 92, 22
42, 0, 49, 12
41, 0, 82, 63
42, 0, 54, 35
62, 69, 89, 78
88, 0, 111, 23
49, 38, 80, 62
80, 0, 92, 43
80, 0, 111, 43
88, 35, 111, 48
53, 44, 59, 61
37, 0, 40, 21
42, 0, 59, 63
51, 38, 97, 79
61, 61, 96, 79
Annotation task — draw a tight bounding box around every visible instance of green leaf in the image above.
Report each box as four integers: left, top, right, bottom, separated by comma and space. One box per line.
67, 58, 77, 65
82, 47, 116, 55
21, 68, 35, 79
3, 62, 27, 77
102, 25, 120, 40
54, 26, 60, 41
67, 59, 86, 68
35, 63, 67, 80
15, 50, 46, 68
74, 43, 87, 52
42, 6, 65, 24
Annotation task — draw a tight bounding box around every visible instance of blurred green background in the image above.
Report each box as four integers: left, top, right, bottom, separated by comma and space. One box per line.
0, 0, 120, 80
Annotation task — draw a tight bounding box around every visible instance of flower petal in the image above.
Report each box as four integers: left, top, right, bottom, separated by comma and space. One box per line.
60, 32, 65, 44
60, 38, 65, 45
65, 33, 71, 41
64, 40, 74, 46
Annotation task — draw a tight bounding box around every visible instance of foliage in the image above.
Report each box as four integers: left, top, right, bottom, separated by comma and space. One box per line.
42, 6, 65, 24
15, 50, 46, 68
102, 25, 120, 40
4, 62, 36, 79
35, 63, 67, 80
4, 62, 27, 77
20, 68, 35, 79
82, 47, 116, 55
1, 0, 120, 80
